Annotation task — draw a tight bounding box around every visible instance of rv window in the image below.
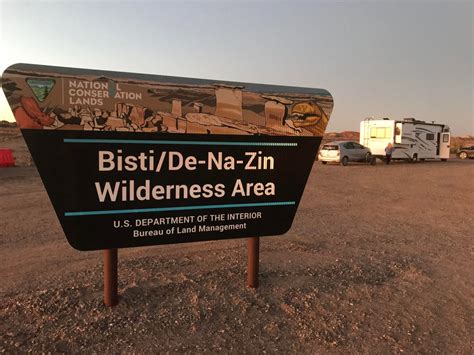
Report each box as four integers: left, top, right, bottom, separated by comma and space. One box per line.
426, 133, 435, 140
370, 127, 392, 139
443, 134, 449, 143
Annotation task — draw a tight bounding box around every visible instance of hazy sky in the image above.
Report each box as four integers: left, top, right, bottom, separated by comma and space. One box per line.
0, 0, 472, 134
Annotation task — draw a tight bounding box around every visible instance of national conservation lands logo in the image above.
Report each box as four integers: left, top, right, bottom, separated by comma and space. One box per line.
26, 78, 55, 102
2, 63, 333, 251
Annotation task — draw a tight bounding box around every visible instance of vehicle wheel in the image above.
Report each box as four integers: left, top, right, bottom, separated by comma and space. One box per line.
370, 156, 377, 165
441, 158, 448, 162
365, 152, 372, 163
322, 161, 327, 165
341, 156, 349, 166
420, 158, 425, 161
411, 154, 418, 163
459, 151, 468, 160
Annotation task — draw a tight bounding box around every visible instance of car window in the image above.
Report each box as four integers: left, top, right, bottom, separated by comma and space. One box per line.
322, 145, 339, 150
353, 143, 363, 149
343, 142, 353, 149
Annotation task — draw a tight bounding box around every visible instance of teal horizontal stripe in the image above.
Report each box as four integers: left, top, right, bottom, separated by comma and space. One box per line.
65, 201, 296, 217
63, 138, 297, 147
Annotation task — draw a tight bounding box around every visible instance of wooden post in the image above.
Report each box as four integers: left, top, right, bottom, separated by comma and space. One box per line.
247, 237, 260, 288
104, 248, 118, 307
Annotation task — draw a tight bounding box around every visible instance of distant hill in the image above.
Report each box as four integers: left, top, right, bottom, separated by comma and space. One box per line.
323, 131, 359, 142
0, 120, 17, 128
451, 136, 474, 152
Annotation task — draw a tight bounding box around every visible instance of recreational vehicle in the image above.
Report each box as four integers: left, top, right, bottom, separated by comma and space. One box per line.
360, 118, 450, 162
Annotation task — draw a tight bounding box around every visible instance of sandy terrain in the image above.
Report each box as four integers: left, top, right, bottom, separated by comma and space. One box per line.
0, 134, 473, 353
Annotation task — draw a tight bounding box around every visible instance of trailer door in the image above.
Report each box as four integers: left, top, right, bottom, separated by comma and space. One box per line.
395, 122, 402, 143
440, 132, 450, 159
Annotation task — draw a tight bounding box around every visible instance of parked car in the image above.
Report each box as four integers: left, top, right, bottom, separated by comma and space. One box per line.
457, 146, 474, 160
318, 141, 372, 166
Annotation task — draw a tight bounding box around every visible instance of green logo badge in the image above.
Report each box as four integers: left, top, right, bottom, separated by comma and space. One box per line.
26, 78, 55, 102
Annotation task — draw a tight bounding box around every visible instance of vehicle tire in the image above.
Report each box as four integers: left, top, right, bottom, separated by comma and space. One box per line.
370, 156, 377, 165
441, 158, 447, 162
420, 158, 425, 161
365, 152, 372, 163
322, 161, 328, 165
459, 151, 468, 160
341, 156, 349, 166
411, 154, 418, 163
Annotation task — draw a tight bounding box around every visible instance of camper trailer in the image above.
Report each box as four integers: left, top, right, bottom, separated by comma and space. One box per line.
360, 118, 450, 162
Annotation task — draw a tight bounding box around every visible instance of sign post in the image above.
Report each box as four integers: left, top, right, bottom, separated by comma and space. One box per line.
2, 64, 333, 306
247, 237, 260, 288
103, 248, 118, 307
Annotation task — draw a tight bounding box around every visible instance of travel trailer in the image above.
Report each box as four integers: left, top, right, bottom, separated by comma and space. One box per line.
360, 118, 450, 162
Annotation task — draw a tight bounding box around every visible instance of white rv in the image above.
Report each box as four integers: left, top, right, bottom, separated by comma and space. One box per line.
360, 118, 450, 162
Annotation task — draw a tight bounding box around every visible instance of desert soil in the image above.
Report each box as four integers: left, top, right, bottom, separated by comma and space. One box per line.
0, 135, 473, 353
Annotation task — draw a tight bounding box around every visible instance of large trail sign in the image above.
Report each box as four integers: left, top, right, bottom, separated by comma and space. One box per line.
2, 64, 333, 251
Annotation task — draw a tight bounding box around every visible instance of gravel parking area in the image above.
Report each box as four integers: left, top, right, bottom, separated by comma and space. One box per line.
1, 158, 473, 353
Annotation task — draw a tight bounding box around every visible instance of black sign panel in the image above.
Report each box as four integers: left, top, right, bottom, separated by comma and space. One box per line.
2, 64, 333, 250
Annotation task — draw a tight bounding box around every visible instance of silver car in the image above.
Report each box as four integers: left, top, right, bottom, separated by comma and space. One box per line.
318, 141, 372, 166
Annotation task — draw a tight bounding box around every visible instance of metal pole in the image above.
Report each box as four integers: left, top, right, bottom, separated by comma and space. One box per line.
104, 248, 118, 307
247, 237, 260, 288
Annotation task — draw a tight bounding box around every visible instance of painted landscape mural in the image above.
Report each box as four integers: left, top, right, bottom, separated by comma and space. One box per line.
2, 64, 333, 136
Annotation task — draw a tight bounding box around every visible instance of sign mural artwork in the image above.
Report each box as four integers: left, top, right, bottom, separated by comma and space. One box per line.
2, 64, 333, 251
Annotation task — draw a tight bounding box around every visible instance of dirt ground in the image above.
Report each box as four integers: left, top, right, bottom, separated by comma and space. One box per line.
0, 136, 473, 353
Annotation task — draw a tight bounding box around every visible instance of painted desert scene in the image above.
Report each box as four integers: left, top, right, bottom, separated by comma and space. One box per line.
3, 64, 333, 137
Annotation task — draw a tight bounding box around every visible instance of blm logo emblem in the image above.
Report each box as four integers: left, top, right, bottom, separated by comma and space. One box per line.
26, 78, 55, 102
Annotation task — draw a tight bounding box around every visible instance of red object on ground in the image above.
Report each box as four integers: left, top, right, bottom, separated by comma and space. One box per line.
0, 149, 15, 167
